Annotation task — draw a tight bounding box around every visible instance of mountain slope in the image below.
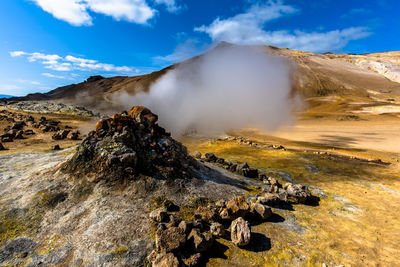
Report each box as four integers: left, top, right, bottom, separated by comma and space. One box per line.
7, 43, 400, 113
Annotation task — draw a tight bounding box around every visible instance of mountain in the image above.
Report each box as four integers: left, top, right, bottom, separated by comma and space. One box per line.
8, 43, 400, 112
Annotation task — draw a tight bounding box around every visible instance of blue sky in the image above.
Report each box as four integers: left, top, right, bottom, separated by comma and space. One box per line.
0, 0, 399, 96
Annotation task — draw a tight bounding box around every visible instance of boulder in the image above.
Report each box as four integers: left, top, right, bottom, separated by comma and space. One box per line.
178, 220, 193, 235
156, 227, 186, 253
194, 205, 219, 222
284, 183, 312, 203
152, 252, 179, 267
0, 142, 5, 150
69, 131, 80, 140
52, 130, 70, 140
250, 203, 272, 219
204, 153, 217, 162
225, 196, 250, 219
210, 222, 225, 237
230, 217, 251, 247
193, 151, 202, 159
149, 207, 168, 223
257, 193, 281, 206
236, 163, 258, 178
11, 121, 25, 130
187, 228, 214, 253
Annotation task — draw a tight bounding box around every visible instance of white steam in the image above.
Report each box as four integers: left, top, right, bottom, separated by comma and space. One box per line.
116, 45, 297, 136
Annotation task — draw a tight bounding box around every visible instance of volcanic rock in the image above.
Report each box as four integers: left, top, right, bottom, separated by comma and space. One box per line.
224, 196, 250, 220
284, 183, 312, 203
231, 217, 251, 247
156, 227, 186, 253
187, 228, 214, 253
250, 203, 272, 219
152, 252, 179, 267
210, 222, 225, 237
149, 207, 168, 223
63, 106, 197, 181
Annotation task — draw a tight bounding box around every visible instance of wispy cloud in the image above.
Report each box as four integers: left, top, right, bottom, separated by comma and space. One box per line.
15, 79, 41, 85
195, 1, 371, 53
10, 51, 137, 73
31, 0, 157, 26
31, 0, 182, 26
41, 73, 75, 80
154, 0, 183, 13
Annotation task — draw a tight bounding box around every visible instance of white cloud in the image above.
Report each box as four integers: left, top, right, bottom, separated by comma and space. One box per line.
10, 51, 27, 57
32, 0, 93, 26
154, 0, 181, 13
15, 79, 41, 85
195, 1, 371, 53
31, 0, 157, 26
10, 51, 136, 73
42, 73, 75, 80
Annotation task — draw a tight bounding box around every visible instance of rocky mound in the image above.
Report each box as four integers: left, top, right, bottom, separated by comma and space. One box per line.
63, 106, 198, 181
4, 101, 97, 117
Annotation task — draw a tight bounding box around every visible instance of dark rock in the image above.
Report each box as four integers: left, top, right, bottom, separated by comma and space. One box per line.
178, 221, 193, 235
14, 130, 24, 139
223, 196, 250, 220
52, 144, 61, 151
250, 203, 272, 219
149, 208, 168, 223
52, 130, 70, 140
284, 183, 313, 203
187, 228, 214, 253
152, 252, 179, 267
156, 227, 186, 253
23, 129, 35, 135
210, 222, 225, 237
0, 142, 5, 150
230, 217, 251, 247
204, 153, 217, 162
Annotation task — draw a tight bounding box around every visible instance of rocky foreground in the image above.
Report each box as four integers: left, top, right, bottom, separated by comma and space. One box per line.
0, 106, 318, 266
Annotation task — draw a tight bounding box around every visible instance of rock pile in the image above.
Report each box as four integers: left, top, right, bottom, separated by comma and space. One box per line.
197, 152, 317, 205
4, 101, 97, 117
63, 106, 198, 181
148, 196, 268, 266
199, 152, 259, 178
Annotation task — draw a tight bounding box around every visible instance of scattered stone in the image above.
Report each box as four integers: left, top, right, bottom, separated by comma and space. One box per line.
210, 222, 225, 237
204, 153, 217, 162
23, 129, 35, 135
52, 130, 70, 140
152, 252, 179, 267
187, 228, 214, 253
284, 183, 312, 203
156, 227, 186, 253
231, 217, 251, 247
193, 151, 202, 159
224, 196, 250, 220
250, 203, 272, 220
178, 221, 193, 235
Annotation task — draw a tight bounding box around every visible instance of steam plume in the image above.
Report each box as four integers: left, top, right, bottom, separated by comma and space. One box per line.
116, 44, 297, 136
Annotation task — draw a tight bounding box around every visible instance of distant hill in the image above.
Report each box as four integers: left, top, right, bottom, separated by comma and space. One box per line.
0, 94, 15, 99
8, 42, 400, 113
